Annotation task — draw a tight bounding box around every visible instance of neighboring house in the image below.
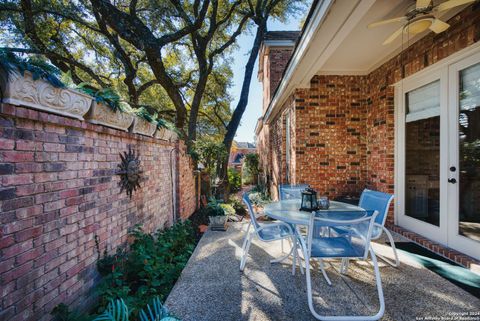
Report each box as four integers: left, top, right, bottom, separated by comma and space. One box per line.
256, 0, 480, 266
229, 141, 256, 171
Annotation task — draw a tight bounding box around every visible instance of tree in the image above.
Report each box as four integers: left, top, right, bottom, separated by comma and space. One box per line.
0, 0, 249, 136
216, 0, 306, 197
0, 0, 307, 198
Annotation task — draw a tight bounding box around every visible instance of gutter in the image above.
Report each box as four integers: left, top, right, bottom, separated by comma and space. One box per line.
254, 117, 263, 135
262, 0, 333, 125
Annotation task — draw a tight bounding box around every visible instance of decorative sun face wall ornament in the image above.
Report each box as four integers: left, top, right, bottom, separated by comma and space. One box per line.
117, 146, 144, 198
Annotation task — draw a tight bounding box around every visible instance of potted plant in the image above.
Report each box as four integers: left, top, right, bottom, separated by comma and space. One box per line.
0, 51, 92, 120
207, 198, 230, 231
79, 84, 134, 131
131, 106, 157, 137
155, 118, 179, 142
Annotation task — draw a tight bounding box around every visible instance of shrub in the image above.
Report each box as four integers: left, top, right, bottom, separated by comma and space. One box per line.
0, 50, 65, 88
227, 168, 241, 192
93, 297, 179, 321
242, 154, 259, 185
227, 196, 246, 215
248, 190, 271, 207
191, 140, 227, 185
205, 197, 226, 217
219, 203, 235, 217
94, 222, 195, 316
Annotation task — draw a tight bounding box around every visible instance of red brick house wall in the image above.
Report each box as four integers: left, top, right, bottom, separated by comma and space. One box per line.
258, 5, 480, 209
261, 47, 295, 113
0, 103, 197, 321
294, 76, 368, 198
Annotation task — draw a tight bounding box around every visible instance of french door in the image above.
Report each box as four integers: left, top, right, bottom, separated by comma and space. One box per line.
447, 53, 480, 260
396, 45, 480, 260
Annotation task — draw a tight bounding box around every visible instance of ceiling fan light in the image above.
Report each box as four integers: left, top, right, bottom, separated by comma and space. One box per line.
405, 19, 432, 34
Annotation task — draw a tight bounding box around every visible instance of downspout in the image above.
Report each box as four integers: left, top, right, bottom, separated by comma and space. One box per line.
169, 147, 177, 223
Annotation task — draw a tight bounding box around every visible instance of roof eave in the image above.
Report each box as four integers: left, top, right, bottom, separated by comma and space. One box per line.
262, 0, 333, 124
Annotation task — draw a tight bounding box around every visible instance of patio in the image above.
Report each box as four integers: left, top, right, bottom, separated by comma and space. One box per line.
166, 221, 480, 321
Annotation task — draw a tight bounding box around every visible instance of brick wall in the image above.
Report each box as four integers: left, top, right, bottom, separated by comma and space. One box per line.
258, 4, 480, 208
261, 46, 295, 113
0, 103, 197, 321
177, 140, 198, 220
294, 76, 368, 198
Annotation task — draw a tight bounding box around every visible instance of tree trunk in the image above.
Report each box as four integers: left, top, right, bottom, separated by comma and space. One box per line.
216, 21, 267, 199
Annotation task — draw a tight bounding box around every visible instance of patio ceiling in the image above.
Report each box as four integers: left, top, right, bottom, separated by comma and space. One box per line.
320, 0, 465, 75
263, 0, 467, 125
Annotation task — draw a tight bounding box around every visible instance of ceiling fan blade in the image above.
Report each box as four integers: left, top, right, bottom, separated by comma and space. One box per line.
368, 16, 407, 28
417, 0, 432, 9
435, 0, 475, 12
429, 18, 450, 33
383, 26, 404, 45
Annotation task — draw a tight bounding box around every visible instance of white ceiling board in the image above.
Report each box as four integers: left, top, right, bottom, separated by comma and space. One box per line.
320, 0, 467, 75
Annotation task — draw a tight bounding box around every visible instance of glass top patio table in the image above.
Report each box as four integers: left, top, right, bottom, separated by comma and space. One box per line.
263, 199, 366, 226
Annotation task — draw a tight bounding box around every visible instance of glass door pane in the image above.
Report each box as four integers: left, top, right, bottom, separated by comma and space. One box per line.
458, 63, 480, 242
405, 81, 441, 226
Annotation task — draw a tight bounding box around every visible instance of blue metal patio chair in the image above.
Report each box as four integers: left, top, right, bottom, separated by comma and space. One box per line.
277, 184, 308, 254
240, 193, 296, 272
278, 184, 309, 200
299, 210, 385, 321
358, 189, 398, 267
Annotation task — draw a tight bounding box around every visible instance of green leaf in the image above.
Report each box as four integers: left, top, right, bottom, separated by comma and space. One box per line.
93, 299, 129, 321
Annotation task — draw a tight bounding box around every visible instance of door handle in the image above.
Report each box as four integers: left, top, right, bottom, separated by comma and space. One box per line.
448, 178, 457, 184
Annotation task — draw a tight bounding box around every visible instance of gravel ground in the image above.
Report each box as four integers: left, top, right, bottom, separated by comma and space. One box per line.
166, 222, 480, 321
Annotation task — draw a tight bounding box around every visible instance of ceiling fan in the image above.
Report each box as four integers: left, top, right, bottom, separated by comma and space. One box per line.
368, 0, 476, 45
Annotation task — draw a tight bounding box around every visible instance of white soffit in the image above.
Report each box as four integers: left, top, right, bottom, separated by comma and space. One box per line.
263, 0, 467, 125
319, 0, 466, 75
265, 0, 375, 123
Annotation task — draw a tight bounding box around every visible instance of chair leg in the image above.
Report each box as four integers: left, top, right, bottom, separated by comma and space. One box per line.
319, 259, 332, 285
375, 226, 400, 268
296, 238, 305, 275
292, 239, 297, 276
305, 248, 385, 321
281, 238, 284, 253
340, 258, 349, 275
240, 233, 253, 272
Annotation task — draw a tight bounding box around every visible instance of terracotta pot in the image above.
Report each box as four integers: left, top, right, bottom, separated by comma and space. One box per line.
0, 69, 93, 120
131, 116, 157, 137
86, 101, 134, 131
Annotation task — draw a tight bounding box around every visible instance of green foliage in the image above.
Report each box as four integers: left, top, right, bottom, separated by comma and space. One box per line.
206, 198, 226, 217
0, 50, 64, 88
227, 168, 242, 192
76, 83, 123, 112
219, 203, 236, 217
92, 297, 179, 321
242, 154, 259, 185
139, 297, 178, 321
50, 303, 91, 321
156, 119, 181, 137
95, 222, 195, 315
244, 154, 259, 175
227, 196, 246, 215
135, 107, 157, 123
93, 298, 129, 321
192, 139, 227, 184
156, 119, 176, 130
248, 187, 271, 207
204, 197, 236, 217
